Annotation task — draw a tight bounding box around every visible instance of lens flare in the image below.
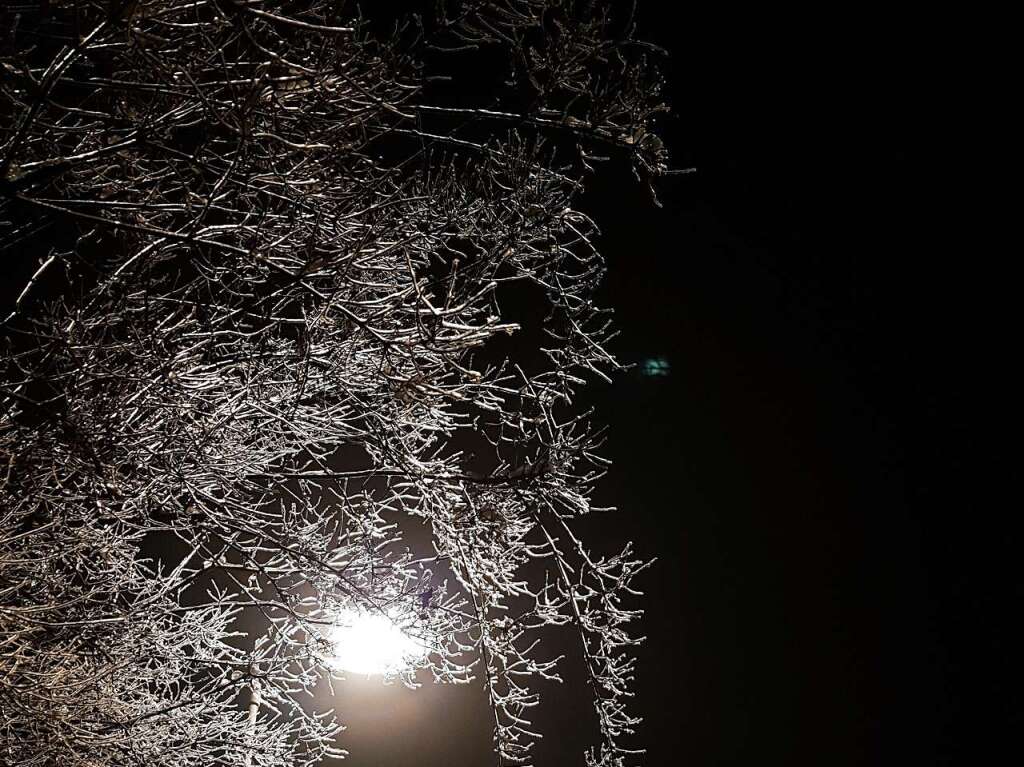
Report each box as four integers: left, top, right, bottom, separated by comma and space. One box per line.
329, 609, 427, 676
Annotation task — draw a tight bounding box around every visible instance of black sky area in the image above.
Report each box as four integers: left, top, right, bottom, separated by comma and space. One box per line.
585, 8, 1007, 766
1, 4, 1007, 766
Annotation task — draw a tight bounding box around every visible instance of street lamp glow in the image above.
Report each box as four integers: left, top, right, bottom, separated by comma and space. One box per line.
329, 609, 427, 676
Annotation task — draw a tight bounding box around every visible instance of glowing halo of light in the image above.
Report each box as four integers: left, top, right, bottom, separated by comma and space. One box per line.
328, 608, 427, 676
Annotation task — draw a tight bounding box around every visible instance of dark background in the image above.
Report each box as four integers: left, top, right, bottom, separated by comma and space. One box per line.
578, 9, 1009, 766
1, 5, 1008, 766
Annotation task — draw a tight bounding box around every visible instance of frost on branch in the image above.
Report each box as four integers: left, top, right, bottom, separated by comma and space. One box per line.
0, 2, 672, 765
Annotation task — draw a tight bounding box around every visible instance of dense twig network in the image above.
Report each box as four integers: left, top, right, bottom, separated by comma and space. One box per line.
0, 2, 674, 765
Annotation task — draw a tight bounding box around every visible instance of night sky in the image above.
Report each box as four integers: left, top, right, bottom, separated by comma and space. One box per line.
1, 5, 1007, 766
582, 11, 1007, 765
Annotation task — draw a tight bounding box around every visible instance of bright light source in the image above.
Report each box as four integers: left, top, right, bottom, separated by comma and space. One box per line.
328, 608, 427, 676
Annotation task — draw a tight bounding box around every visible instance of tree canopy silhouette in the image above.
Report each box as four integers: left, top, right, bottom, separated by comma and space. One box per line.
0, 2, 676, 765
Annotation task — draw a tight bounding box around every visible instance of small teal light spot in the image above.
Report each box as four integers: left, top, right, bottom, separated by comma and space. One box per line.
641, 357, 670, 377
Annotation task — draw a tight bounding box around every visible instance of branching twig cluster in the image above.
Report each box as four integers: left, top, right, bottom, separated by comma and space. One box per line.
0, 2, 672, 765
